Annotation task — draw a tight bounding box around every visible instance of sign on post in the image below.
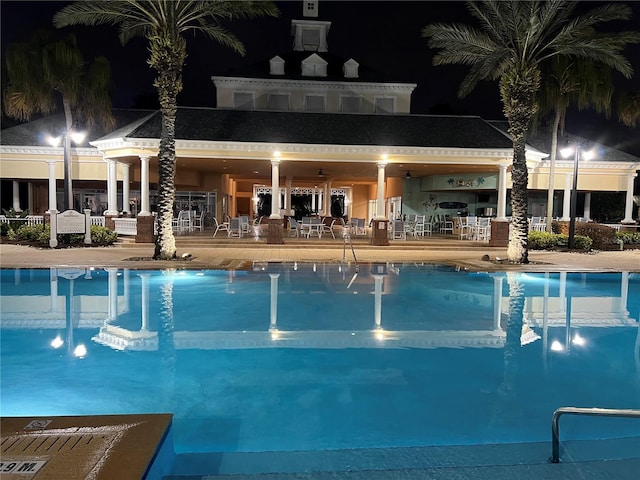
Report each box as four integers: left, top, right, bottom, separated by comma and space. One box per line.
49, 209, 92, 247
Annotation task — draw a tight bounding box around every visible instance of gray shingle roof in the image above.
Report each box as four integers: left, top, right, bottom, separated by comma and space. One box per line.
126, 107, 514, 149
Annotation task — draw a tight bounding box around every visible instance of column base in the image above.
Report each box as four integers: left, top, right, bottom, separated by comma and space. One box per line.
135, 215, 155, 243
267, 218, 284, 244
489, 220, 509, 247
370, 219, 389, 246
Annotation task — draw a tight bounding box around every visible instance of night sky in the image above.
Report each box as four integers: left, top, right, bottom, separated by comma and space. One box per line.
2, 0, 639, 154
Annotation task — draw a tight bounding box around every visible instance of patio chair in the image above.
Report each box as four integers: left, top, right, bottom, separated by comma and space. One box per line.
391, 220, 406, 240
192, 211, 204, 231
288, 217, 300, 237
212, 217, 229, 237
228, 217, 243, 238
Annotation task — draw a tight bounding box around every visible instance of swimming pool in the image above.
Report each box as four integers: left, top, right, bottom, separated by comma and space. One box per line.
1, 264, 639, 455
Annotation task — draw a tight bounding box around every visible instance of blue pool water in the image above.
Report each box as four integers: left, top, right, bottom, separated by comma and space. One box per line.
1, 264, 639, 454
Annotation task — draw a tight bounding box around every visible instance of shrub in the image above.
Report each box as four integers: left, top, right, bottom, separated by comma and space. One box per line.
0, 222, 9, 236
528, 231, 592, 251
4, 223, 117, 247
90, 225, 117, 245
576, 223, 617, 250
8, 223, 48, 243
616, 231, 640, 245
528, 231, 557, 250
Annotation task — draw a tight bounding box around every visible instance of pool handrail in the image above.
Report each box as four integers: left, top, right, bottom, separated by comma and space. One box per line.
550, 406, 640, 463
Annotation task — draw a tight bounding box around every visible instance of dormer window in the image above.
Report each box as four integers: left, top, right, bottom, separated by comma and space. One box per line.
292, 20, 330, 52
301, 53, 327, 77
269, 56, 285, 75
343, 59, 359, 79
302, 29, 321, 51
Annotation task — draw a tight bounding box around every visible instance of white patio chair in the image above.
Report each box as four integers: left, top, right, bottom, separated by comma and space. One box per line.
288, 217, 300, 237
439, 216, 454, 235
212, 217, 229, 237
192, 211, 204, 231
228, 218, 243, 238
391, 220, 406, 240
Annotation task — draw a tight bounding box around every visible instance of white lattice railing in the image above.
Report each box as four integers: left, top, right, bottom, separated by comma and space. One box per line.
90, 216, 105, 227
113, 218, 138, 236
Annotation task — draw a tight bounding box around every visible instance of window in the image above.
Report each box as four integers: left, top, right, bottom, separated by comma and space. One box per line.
233, 92, 254, 110
302, 29, 321, 51
305, 95, 325, 112
375, 97, 395, 113
304, 1, 318, 17
341, 96, 362, 113
267, 94, 290, 111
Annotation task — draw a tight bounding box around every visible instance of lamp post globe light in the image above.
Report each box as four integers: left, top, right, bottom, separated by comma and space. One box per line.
560, 142, 595, 250
47, 129, 87, 211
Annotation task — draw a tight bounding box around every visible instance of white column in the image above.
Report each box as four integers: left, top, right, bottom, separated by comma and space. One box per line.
47, 160, 58, 213
139, 156, 151, 216
375, 162, 386, 219
497, 164, 508, 220
324, 182, 331, 216
285, 179, 292, 215
622, 173, 637, 223
583, 192, 591, 221
104, 159, 119, 215
122, 163, 130, 214
12, 181, 21, 212
270, 159, 281, 219
561, 173, 572, 221
28, 182, 34, 213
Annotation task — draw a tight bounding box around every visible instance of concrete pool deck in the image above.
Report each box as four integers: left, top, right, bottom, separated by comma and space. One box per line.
1, 235, 639, 479
1, 235, 639, 272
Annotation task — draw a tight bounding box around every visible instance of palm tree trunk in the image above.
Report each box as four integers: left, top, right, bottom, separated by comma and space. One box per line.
152, 36, 185, 260
501, 66, 541, 264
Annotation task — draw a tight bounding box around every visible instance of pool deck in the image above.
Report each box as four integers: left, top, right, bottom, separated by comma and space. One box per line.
1, 234, 639, 480
1, 234, 639, 272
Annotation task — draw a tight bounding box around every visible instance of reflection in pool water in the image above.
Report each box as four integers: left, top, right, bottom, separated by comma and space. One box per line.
1, 264, 638, 454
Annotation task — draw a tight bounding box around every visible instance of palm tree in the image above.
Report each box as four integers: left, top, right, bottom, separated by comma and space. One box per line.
3, 29, 114, 211
618, 90, 640, 127
423, 0, 640, 263
536, 57, 615, 232
53, 1, 279, 260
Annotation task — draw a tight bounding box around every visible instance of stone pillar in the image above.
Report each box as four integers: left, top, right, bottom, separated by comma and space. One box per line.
489, 220, 510, 246
370, 219, 389, 246
135, 214, 155, 243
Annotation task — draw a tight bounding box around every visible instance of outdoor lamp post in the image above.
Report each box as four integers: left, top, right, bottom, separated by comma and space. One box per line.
560, 142, 595, 249
47, 129, 87, 211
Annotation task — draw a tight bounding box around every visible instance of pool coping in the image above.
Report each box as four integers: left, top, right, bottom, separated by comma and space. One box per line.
0, 414, 172, 480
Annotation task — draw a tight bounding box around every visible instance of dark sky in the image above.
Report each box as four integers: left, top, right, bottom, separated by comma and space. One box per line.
2, 0, 639, 154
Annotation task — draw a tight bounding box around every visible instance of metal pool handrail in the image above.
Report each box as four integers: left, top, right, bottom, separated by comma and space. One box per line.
551, 406, 640, 463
